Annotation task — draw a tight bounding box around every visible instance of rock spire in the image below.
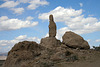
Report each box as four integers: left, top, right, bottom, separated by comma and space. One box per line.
49, 14, 56, 37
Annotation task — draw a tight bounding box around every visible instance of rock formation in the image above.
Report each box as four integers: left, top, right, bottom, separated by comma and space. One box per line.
62, 31, 90, 49
49, 14, 56, 37
2, 41, 74, 67
40, 37, 61, 49
40, 14, 60, 49
2, 41, 44, 67
3, 15, 98, 67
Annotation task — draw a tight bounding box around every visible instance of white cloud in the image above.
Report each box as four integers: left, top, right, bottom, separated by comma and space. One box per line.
79, 3, 83, 7
1, 44, 7, 46
38, 6, 82, 22
14, 35, 40, 43
11, 7, 24, 14
39, 6, 100, 40
27, 0, 49, 10
1, 0, 49, 14
0, 35, 40, 52
95, 39, 100, 42
0, 1, 24, 14
0, 35, 40, 45
26, 16, 34, 21
0, 16, 38, 31
0, 1, 19, 8
15, 35, 27, 40
0, 16, 8, 21
56, 27, 70, 41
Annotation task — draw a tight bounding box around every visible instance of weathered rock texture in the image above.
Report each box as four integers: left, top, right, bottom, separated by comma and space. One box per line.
2, 41, 76, 67
3, 15, 98, 67
2, 41, 44, 67
40, 37, 61, 49
49, 14, 56, 37
62, 31, 90, 49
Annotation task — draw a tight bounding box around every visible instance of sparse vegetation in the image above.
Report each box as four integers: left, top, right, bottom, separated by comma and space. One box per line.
66, 54, 78, 62
93, 45, 100, 51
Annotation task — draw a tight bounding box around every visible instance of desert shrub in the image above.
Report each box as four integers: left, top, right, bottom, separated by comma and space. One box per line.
66, 54, 78, 62
93, 45, 100, 51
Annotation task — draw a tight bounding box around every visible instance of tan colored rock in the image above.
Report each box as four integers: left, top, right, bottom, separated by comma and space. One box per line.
2, 14, 100, 67
2, 41, 44, 67
49, 14, 56, 37
40, 37, 61, 49
62, 31, 90, 49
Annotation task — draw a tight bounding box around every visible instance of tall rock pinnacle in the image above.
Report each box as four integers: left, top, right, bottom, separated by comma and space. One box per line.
49, 14, 56, 37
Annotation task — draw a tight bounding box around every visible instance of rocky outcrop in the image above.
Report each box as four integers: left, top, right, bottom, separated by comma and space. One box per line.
62, 31, 90, 49
2, 40, 76, 67
49, 15, 56, 37
2, 15, 93, 67
40, 37, 61, 49
2, 41, 44, 67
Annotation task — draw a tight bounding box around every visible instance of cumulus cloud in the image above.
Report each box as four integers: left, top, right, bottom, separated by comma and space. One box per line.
79, 3, 83, 7
26, 16, 34, 21
39, 6, 100, 40
27, 0, 49, 10
0, 16, 8, 21
11, 7, 24, 14
0, 1, 19, 8
0, 1, 24, 14
39, 6, 82, 22
0, 35, 40, 52
0, 16, 38, 31
1, 0, 49, 14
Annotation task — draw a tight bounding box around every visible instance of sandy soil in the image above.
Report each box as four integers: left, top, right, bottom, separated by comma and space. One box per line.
55, 50, 100, 67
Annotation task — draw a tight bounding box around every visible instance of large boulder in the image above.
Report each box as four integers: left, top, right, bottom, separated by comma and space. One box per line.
2, 41, 44, 67
40, 37, 61, 49
62, 31, 90, 49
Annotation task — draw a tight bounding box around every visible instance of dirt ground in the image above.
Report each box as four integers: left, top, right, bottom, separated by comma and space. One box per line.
2, 49, 100, 67
55, 59, 100, 67
55, 50, 100, 67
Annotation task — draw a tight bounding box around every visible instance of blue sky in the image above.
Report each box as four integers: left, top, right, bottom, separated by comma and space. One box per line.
0, 0, 100, 52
